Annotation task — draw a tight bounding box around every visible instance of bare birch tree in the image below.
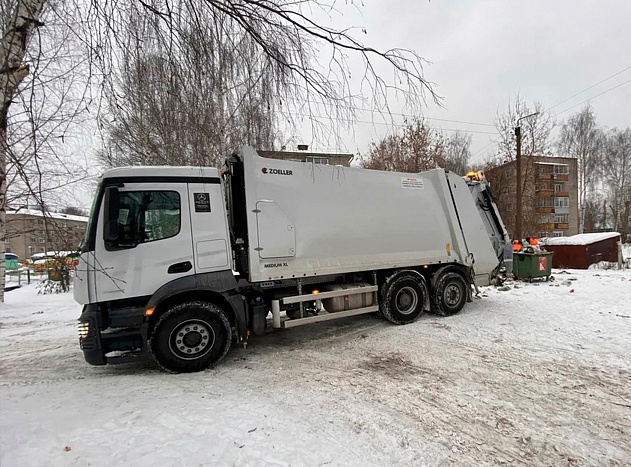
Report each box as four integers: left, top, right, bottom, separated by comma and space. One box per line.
444, 130, 472, 176
602, 128, 631, 240
495, 96, 555, 162
557, 105, 603, 233
81, 0, 438, 168
1, 0, 47, 302
485, 96, 555, 238
98, 5, 279, 167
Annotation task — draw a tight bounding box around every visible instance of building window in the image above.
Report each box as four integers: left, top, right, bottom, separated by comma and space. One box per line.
554, 197, 569, 208
555, 214, 569, 223
537, 164, 554, 175
553, 165, 569, 175
305, 156, 329, 165
38, 238, 46, 243
554, 183, 563, 193
29, 237, 37, 244
538, 197, 554, 207
539, 213, 554, 223
539, 231, 551, 239
553, 231, 564, 237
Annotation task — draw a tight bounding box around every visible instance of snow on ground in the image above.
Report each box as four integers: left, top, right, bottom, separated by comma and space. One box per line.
1, 270, 630, 467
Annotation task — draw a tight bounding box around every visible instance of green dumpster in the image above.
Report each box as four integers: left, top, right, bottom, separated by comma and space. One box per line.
513, 251, 553, 282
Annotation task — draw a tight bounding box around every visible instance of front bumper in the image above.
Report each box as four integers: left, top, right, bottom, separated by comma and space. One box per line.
78, 303, 148, 365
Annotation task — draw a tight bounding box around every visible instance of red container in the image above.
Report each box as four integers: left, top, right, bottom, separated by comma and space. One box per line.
543, 233, 620, 269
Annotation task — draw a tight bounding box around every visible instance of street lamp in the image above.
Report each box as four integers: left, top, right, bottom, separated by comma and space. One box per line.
514, 112, 539, 240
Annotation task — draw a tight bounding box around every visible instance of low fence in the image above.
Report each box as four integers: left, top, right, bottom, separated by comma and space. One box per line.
5, 268, 34, 287
4, 267, 78, 291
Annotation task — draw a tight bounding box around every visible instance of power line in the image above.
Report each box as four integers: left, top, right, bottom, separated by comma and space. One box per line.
554, 78, 631, 117
471, 139, 499, 158
414, 116, 495, 128
548, 65, 631, 111
288, 97, 496, 127
287, 111, 499, 135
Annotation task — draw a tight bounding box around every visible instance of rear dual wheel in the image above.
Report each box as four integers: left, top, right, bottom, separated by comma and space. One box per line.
380, 272, 428, 324
431, 272, 468, 316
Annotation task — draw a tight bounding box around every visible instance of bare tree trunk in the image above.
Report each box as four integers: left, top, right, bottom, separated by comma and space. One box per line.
0, 122, 8, 301
0, 0, 46, 301
579, 165, 586, 234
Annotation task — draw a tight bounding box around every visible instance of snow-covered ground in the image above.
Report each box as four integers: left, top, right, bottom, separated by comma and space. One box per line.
1, 270, 630, 467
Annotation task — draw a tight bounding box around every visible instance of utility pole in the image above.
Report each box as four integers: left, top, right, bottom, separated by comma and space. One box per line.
515, 126, 522, 240
514, 112, 539, 240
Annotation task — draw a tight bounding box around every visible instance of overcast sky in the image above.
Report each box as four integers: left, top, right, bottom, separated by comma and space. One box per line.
297, 0, 631, 165
65, 0, 631, 209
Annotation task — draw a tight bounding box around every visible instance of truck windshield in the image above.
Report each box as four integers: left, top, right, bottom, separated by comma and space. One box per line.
80, 183, 102, 252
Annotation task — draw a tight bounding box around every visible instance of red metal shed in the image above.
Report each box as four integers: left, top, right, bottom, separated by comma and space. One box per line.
542, 232, 621, 269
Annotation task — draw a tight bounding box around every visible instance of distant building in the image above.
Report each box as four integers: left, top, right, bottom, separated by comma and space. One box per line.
258, 148, 353, 167
485, 156, 579, 239
5, 209, 88, 260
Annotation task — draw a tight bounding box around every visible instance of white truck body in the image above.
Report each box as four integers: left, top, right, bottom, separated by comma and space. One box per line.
238, 146, 500, 285
74, 146, 508, 372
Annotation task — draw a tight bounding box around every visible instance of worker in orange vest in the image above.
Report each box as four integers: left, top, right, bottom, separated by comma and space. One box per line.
512, 239, 522, 252
529, 237, 538, 246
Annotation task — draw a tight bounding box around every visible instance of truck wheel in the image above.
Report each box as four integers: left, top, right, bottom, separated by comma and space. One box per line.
381, 272, 426, 324
431, 272, 467, 316
149, 301, 232, 373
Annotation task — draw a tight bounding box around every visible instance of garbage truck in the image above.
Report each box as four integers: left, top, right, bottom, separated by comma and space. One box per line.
75, 146, 508, 372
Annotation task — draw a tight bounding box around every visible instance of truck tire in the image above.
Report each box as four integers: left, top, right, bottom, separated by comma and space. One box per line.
149, 301, 232, 373
380, 272, 426, 325
431, 272, 467, 316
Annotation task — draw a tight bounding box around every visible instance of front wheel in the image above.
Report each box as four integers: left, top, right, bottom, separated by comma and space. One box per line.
149, 301, 232, 373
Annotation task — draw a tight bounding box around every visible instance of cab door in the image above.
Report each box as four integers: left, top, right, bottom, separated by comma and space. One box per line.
187, 182, 232, 273
94, 182, 194, 302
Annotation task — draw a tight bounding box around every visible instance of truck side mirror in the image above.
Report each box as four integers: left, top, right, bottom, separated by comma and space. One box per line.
103, 186, 120, 245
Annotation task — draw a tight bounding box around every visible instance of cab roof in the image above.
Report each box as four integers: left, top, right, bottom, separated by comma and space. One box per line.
100, 166, 221, 180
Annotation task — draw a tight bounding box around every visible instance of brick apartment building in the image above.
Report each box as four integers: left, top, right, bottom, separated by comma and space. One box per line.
5, 209, 88, 260
485, 156, 579, 239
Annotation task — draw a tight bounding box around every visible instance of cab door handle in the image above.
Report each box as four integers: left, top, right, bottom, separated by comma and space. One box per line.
168, 261, 192, 274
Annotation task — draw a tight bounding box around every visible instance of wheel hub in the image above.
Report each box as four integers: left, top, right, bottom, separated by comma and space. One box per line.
183, 331, 203, 348
169, 320, 215, 360
444, 284, 462, 307
395, 287, 418, 315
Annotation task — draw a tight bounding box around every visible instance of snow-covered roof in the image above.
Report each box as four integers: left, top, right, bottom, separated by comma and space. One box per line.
535, 161, 569, 166
7, 208, 88, 223
543, 232, 620, 246
31, 251, 77, 259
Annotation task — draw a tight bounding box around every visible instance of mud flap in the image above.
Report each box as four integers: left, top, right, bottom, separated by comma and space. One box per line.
226, 293, 248, 343
250, 304, 267, 336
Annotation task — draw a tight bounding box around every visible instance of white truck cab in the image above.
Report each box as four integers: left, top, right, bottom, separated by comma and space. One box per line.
75, 147, 508, 373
